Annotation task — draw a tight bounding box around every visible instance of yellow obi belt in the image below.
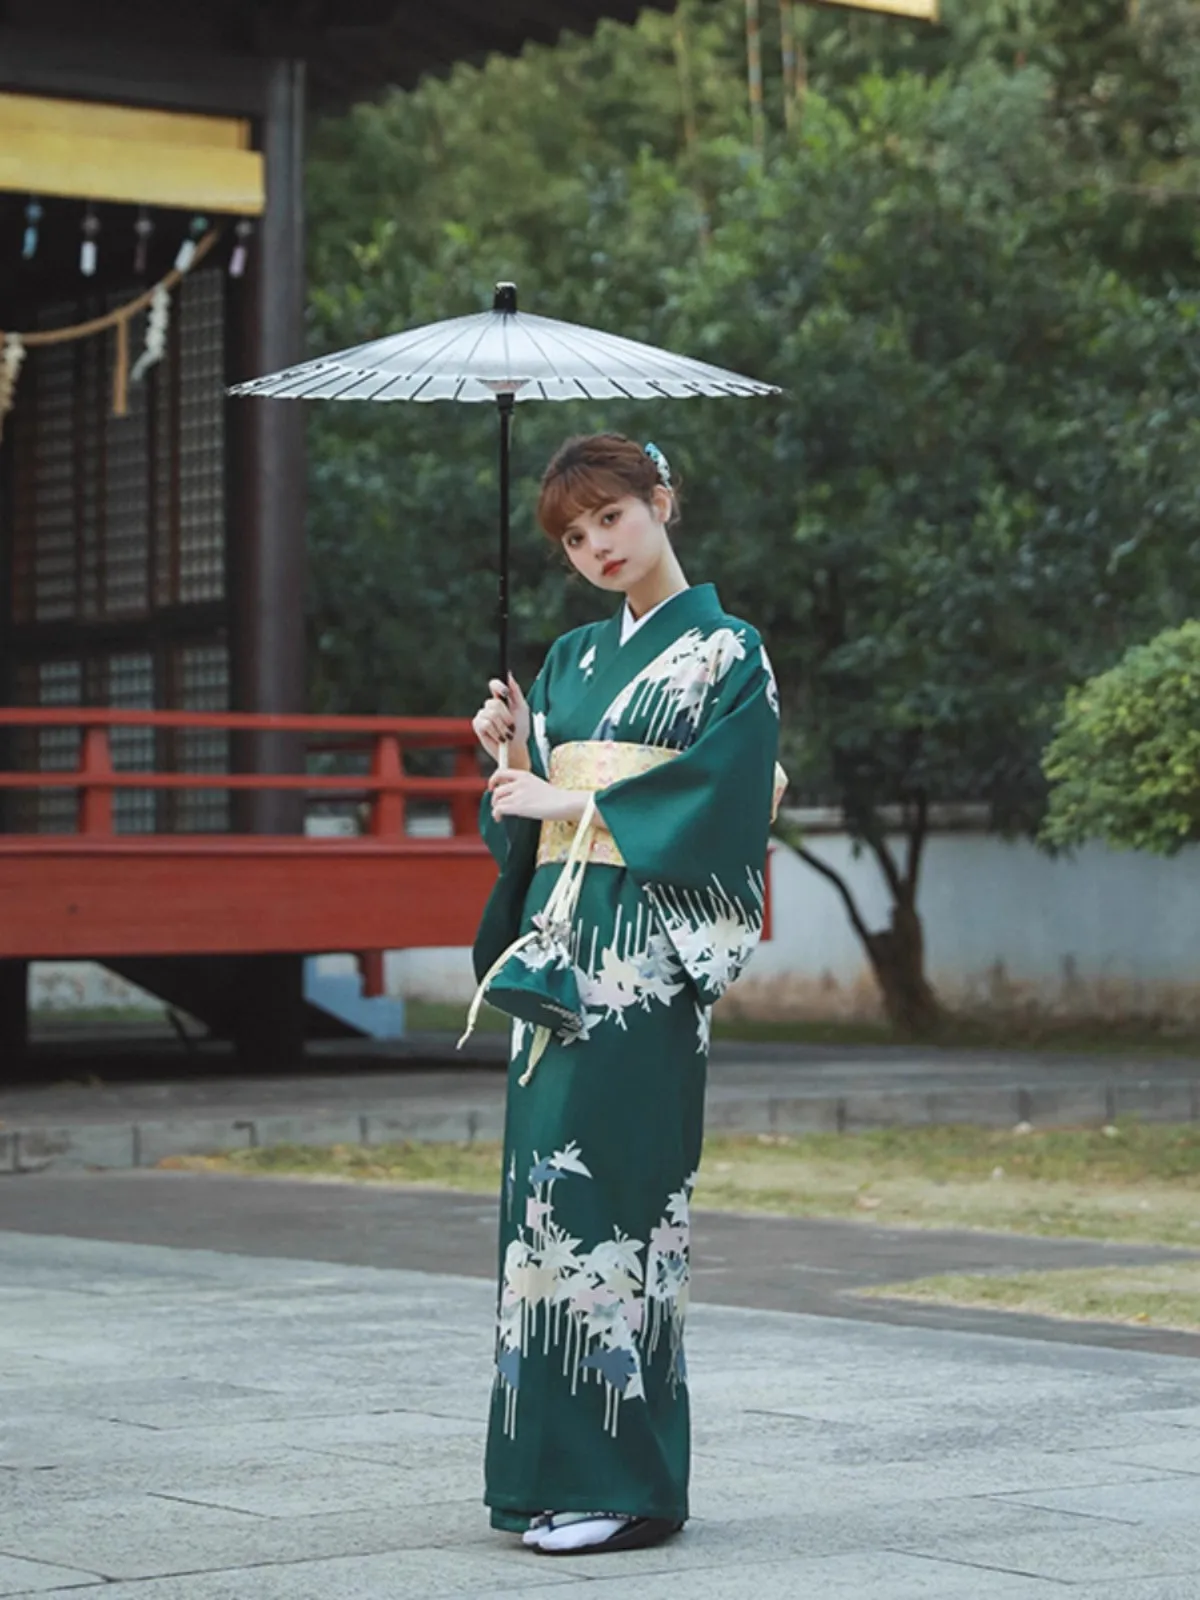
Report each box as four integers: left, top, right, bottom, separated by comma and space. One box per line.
537, 741, 678, 868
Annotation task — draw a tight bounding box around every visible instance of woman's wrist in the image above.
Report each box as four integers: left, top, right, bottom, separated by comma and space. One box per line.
503, 742, 531, 772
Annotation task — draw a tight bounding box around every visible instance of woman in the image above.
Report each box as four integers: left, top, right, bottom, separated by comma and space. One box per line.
469, 432, 780, 1557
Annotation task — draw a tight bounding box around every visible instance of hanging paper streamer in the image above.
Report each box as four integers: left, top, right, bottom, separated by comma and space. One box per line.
130, 284, 170, 384
0, 227, 219, 427
174, 215, 208, 273
0, 333, 27, 442
80, 205, 100, 276
134, 207, 154, 276
229, 219, 253, 279
22, 200, 43, 262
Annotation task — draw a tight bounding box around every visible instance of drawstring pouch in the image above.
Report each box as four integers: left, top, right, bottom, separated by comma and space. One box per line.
458, 795, 598, 1084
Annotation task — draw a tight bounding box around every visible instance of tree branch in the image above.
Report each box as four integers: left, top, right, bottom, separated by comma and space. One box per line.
903, 788, 929, 899
855, 808, 905, 905
786, 837, 876, 950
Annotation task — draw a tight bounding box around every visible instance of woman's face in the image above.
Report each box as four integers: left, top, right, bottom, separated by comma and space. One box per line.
561, 487, 672, 594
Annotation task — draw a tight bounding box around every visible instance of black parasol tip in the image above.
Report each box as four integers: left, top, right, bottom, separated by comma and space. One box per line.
493, 282, 518, 314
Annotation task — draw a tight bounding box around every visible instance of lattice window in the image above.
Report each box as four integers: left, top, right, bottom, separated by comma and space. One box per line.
107, 651, 156, 835
104, 297, 152, 618
5, 265, 232, 835
172, 642, 231, 833
9, 658, 84, 835
14, 313, 76, 624
11, 269, 227, 625
176, 273, 226, 605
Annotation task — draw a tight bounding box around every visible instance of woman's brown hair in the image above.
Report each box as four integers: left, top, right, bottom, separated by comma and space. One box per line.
537, 433, 679, 543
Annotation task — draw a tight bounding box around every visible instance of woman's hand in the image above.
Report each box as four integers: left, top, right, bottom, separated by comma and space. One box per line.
472, 675, 531, 768
488, 769, 587, 823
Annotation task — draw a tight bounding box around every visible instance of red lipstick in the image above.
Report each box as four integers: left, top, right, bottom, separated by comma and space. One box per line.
601, 559, 625, 578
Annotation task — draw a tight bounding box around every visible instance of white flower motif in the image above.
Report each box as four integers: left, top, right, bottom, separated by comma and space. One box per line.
579, 644, 597, 681
760, 645, 780, 717
495, 1144, 694, 1439
550, 1141, 592, 1178
532, 710, 552, 776
695, 1004, 712, 1055
647, 872, 766, 1004
594, 624, 750, 744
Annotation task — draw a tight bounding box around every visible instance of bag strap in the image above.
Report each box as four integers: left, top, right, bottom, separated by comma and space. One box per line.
456, 795, 599, 1062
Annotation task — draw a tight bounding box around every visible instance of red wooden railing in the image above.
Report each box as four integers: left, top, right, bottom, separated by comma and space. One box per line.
0, 708, 487, 844
0, 709, 496, 969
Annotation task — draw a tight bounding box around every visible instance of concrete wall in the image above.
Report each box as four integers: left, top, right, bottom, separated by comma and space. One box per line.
31, 830, 1200, 1028
383, 830, 1200, 1028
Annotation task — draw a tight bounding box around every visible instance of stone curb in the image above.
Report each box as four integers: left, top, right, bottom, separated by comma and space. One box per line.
3, 1077, 1200, 1174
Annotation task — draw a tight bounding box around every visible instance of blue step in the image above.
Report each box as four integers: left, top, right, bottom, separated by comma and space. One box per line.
303, 958, 406, 1040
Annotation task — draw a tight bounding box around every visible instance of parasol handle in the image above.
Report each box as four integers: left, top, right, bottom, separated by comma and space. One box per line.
496, 387, 514, 702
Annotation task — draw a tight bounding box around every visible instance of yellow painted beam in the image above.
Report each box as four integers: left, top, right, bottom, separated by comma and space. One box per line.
0, 93, 251, 150
0, 92, 263, 213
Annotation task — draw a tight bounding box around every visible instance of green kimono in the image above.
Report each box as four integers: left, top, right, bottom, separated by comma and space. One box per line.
475, 582, 780, 1532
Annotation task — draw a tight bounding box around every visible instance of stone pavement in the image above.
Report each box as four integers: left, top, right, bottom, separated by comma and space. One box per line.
4, 1170, 1200, 1360
5, 1034, 1200, 1173
3, 1227, 1200, 1599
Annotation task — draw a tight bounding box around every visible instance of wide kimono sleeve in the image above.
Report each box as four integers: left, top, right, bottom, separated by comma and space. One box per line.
595, 641, 780, 1007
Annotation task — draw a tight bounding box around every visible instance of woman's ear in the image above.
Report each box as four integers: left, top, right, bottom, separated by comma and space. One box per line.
652, 484, 673, 523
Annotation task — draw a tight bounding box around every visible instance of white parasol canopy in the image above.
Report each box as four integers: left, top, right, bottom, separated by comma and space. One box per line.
228, 283, 780, 687
227, 291, 780, 404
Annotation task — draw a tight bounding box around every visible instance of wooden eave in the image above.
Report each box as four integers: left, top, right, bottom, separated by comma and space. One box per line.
0, 2, 676, 114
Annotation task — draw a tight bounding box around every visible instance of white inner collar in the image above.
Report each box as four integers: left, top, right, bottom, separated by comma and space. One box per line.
619, 588, 687, 645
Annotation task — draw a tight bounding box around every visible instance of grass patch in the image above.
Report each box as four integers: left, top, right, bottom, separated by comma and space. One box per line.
405, 1000, 507, 1035
860, 1262, 1200, 1334
403, 999, 1200, 1055
162, 1120, 1200, 1248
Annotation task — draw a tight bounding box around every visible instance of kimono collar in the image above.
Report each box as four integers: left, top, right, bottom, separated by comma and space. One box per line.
558, 583, 726, 738
619, 587, 688, 645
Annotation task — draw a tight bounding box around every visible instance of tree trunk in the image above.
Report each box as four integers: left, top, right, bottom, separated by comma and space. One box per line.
861, 897, 942, 1037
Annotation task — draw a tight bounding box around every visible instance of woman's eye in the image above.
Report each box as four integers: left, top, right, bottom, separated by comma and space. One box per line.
601, 510, 618, 526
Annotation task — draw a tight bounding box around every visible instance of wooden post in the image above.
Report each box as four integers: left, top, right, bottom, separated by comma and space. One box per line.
0, 959, 29, 1070
78, 725, 114, 836
227, 57, 308, 1067
230, 56, 307, 832
370, 733, 405, 838
357, 950, 385, 999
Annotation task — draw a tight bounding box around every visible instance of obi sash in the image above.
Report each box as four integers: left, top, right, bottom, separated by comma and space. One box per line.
538, 740, 790, 868
537, 741, 679, 868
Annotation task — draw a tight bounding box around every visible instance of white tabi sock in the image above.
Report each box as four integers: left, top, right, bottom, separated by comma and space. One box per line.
528, 1512, 633, 1552
521, 1513, 555, 1548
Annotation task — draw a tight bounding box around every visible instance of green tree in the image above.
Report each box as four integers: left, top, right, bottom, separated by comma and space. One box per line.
1042, 620, 1200, 855
303, 6, 1200, 1032
657, 67, 1200, 1029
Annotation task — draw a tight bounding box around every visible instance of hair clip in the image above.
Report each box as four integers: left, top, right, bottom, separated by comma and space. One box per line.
644, 441, 672, 489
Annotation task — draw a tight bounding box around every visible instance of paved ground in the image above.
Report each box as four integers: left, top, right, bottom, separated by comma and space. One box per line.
5, 1034, 1200, 1173
3, 1224, 1200, 1599
5, 1037, 1200, 1593
3, 1169, 1200, 1359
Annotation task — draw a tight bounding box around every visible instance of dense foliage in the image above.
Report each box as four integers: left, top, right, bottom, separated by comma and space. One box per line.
1043, 621, 1200, 856
304, 0, 1200, 1030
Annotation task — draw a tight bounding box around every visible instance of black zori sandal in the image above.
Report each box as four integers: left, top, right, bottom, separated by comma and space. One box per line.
535, 1515, 684, 1556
